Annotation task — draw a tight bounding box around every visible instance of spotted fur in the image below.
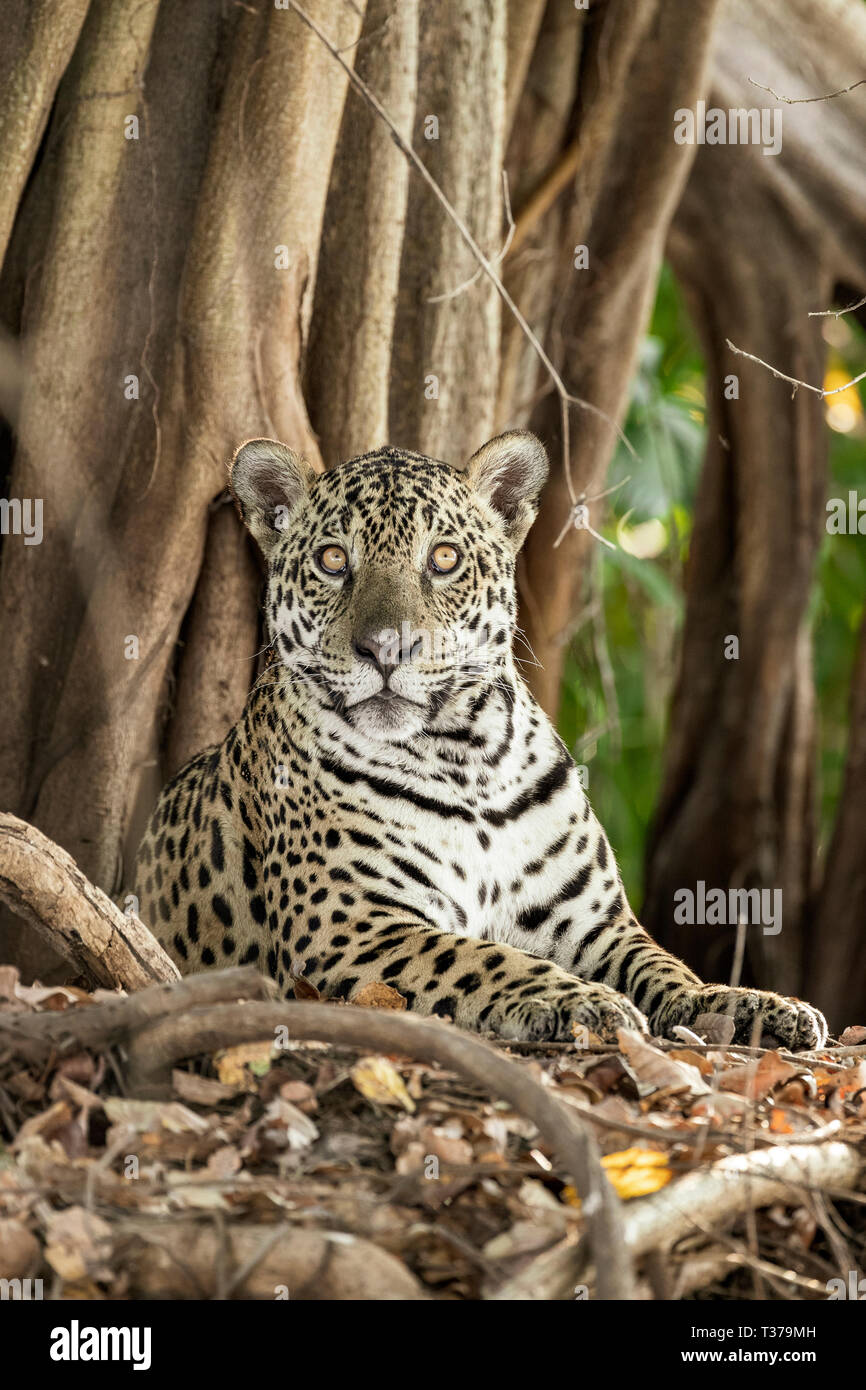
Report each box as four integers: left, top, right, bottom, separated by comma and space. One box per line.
135, 432, 827, 1048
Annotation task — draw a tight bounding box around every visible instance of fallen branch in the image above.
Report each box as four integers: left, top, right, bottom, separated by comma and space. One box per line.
0, 812, 178, 991
489, 1140, 862, 1300
623, 1141, 862, 1254
0, 964, 275, 1057
125, 997, 636, 1300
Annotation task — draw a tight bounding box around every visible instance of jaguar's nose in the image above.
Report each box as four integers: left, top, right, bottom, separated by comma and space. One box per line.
353, 629, 424, 676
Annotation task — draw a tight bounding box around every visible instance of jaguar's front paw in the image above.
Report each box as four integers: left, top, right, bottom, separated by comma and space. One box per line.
497, 981, 650, 1043
663, 986, 828, 1050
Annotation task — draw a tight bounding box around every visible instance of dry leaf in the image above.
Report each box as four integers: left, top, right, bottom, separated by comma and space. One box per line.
670, 1024, 707, 1045
832, 1059, 866, 1099
103, 1098, 209, 1134
168, 1183, 231, 1211
484, 1216, 566, 1259
279, 1080, 317, 1112
13, 1100, 76, 1148
351, 1056, 416, 1113
353, 981, 407, 1011
54, 1053, 100, 1088
839, 1025, 866, 1046
717, 1051, 799, 1098
291, 974, 321, 1001
44, 1206, 113, 1283
582, 1054, 630, 1096
171, 1069, 239, 1104
205, 1145, 243, 1179
617, 1029, 709, 1095
395, 1143, 429, 1175
5, 1070, 45, 1102
419, 1124, 473, 1166
12, 981, 92, 1011
769, 1106, 795, 1134
692, 1013, 736, 1045
268, 1097, 319, 1150
691, 1091, 750, 1121
776, 1077, 815, 1106
667, 1048, 715, 1077
0, 1219, 39, 1280
570, 1023, 604, 1048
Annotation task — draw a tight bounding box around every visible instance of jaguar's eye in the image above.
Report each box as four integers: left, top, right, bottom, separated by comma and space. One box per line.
318, 545, 348, 575
430, 543, 460, 574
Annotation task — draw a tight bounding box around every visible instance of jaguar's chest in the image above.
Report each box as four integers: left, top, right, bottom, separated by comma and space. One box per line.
307, 781, 577, 945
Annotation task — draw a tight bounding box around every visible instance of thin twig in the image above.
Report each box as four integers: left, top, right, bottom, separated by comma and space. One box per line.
677, 1218, 831, 1297
748, 76, 866, 105
726, 338, 866, 398
427, 169, 515, 304
809, 294, 866, 320
552, 475, 630, 550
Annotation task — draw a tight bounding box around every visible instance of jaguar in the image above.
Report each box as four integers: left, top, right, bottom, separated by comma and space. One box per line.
134, 431, 827, 1048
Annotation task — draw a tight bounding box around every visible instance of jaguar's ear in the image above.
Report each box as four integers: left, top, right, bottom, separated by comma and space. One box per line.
230, 438, 316, 557
465, 431, 548, 548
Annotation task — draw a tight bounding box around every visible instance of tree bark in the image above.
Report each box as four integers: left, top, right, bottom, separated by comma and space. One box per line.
305, 0, 418, 465
0, 0, 364, 972
387, 0, 506, 462
519, 0, 720, 714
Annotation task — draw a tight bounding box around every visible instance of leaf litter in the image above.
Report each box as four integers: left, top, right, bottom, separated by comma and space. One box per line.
1, 962, 865, 1300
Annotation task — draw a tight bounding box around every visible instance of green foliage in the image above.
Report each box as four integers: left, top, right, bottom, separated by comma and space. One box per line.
557, 265, 866, 905
813, 353, 866, 838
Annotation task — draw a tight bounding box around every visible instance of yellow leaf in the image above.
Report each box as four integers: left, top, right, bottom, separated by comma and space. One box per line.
563, 1149, 673, 1207
602, 1147, 672, 1199
215, 1040, 275, 1088
602, 1146, 669, 1170
351, 1056, 415, 1113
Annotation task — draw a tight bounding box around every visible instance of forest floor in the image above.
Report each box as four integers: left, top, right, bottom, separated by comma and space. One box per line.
1, 964, 865, 1301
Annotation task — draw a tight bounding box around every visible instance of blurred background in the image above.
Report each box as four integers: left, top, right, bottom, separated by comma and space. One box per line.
0, 0, 864, 1027
562, 268, 866, 931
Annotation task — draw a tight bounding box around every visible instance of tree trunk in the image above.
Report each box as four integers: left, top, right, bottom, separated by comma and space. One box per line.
517, 0, 720, 713
644, 0, 866, 1018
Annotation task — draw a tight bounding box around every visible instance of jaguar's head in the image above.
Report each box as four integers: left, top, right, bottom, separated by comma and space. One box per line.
230, 432, 548, 743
